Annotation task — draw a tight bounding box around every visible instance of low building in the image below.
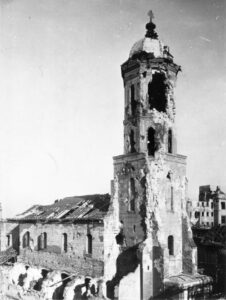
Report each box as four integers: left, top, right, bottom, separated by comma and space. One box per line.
1, 194, 110, 277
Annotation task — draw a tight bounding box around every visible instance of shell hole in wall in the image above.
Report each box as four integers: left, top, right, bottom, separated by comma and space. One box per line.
148, 72, 167, 113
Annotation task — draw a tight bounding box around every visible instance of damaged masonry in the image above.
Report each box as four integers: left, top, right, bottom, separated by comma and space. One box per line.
0, 11, 212, 300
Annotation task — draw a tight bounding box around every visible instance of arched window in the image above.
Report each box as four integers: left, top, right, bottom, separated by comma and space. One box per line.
147, 127, 155, 156
87, 234, 92, 255
129, 178, 136, 211
130, 84, 137, 116
62, 233, 68, 253
148, 72, 167, 112
168, 235, 174, 256
38, 232, 47, 250
168, 129, 172, 153
6, 234, 11, 247
22, 231, 30, 248
129, 130, 136, 153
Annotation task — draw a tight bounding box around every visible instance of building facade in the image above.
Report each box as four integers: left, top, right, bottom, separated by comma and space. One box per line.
194, 185, 226, 227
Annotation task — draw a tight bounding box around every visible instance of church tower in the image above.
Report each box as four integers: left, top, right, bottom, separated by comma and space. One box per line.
105, 12, 197, 300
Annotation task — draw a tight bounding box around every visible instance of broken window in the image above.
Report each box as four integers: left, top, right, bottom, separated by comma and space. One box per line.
62, 233, 68, 253
168, 235, 174, 256
129, 178, 136, 211
195, 211, 200, 218
129, 130, 136, 153
147, 127, 156, 156
87, 234, 92, 255
148, 72, 167, 112
22, 231, 30, 248
130, 84, 137, 116
168, 129, 172, 153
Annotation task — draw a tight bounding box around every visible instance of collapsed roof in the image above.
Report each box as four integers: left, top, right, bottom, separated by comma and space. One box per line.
8, 194, 111, 223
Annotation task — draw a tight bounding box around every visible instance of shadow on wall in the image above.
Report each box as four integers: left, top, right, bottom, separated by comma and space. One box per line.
106, 244, 140, 299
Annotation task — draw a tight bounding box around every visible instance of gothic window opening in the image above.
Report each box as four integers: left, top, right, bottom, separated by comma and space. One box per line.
87, 234, 92, 255
22, 231, 30, 248
168, 235, 174, 256
130, 84, 137, 116
62, 233, 68, 253
148, 72, 167, 112
147, 127, 156, 156
168, 129, 173, 153
129, 130, 136, 153
129, 178, 136, 211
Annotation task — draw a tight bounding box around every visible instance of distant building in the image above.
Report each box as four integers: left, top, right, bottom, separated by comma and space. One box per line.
194, 185, 226, 227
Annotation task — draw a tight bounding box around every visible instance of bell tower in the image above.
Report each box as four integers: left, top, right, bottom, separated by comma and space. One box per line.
122, 11, 180, 157
105, 12, 197, 300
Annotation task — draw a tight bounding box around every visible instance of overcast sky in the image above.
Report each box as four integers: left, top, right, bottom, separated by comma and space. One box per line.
0, 0, 225, 217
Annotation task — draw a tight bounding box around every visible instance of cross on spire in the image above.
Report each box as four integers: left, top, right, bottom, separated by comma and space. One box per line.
148, 10, 154, 23
145, 10, 158, 39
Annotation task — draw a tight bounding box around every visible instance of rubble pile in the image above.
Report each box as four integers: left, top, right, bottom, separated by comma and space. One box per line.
0, 263, 106, 299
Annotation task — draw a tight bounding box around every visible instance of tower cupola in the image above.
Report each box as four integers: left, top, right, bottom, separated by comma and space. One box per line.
121, 11, 181, 157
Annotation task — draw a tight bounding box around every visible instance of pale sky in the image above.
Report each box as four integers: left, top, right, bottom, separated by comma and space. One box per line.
0, 0, 225, 217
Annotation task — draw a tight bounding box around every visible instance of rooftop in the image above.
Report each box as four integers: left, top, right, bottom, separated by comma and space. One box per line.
8, 194, 111, 223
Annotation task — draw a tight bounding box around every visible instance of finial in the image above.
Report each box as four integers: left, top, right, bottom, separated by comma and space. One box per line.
148, 10, 154, 23
145, 10, 158, 39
